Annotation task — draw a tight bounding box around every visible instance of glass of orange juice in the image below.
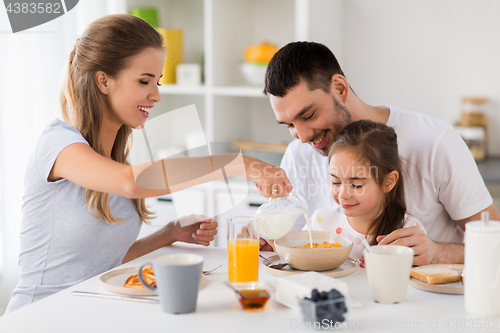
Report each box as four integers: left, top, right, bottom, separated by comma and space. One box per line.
227, 216, 259, 283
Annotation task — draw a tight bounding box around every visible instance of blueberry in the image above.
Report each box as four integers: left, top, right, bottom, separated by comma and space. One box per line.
328, 289, 343, 300
311, 289, 319, 301
320, 291, 328, 300
336, 301, 347, 313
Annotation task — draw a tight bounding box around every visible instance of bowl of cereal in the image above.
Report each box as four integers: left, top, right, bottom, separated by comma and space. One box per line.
274, 231, 352, 271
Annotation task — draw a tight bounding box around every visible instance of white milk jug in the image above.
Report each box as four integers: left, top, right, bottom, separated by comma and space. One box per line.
464, 220, 500, 318
254, 192, 308, 240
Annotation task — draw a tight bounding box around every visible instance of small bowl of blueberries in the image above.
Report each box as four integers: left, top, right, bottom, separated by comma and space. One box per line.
298, 288, 348, 330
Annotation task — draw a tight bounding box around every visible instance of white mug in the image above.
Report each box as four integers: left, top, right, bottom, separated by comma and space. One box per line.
464, 221, 500, 318
364, 245, 414, 304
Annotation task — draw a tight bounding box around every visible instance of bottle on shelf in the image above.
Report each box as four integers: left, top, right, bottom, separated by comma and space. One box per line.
459, 96, 488, 162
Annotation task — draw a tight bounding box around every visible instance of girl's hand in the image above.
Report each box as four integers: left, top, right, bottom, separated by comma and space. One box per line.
359, 256, 366, 268
259, 238, 276, 252
376, 226, 439, 266
172, 215, 218, 246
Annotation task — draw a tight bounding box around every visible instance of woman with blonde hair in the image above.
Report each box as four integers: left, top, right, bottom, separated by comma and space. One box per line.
6, 14, 290, 312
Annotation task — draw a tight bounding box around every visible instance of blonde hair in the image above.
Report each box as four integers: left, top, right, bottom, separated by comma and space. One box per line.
60, 14, 163, 224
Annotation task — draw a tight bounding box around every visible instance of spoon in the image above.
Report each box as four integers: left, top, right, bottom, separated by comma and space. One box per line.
224, 281, 247, 297
259, 254, 288, 269
203, 264, 222, 275
482, 211, 490, 227
361, 238, 372, 253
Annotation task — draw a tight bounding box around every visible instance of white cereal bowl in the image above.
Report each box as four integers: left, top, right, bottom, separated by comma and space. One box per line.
274, 231, 353, 271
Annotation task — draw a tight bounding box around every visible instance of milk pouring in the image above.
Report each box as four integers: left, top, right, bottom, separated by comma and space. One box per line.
255, 209, 304, 239
254, 192, 309, 242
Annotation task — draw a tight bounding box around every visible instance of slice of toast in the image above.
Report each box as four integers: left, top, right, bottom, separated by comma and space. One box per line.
410, 266, 460, 284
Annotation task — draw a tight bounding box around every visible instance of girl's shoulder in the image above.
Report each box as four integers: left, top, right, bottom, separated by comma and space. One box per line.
402, 213, 427, 233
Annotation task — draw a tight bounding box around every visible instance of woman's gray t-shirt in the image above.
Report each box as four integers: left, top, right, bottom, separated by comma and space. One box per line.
6, 119, 141, 313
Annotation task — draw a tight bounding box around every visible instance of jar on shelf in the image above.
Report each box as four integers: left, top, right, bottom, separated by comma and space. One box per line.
460, 96, 488, 129
460, 96, 488, 161
454, 126, 486, 162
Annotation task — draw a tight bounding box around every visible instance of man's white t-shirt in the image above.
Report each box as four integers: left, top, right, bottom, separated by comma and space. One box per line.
305, 207, 426, 259
282, 105, 492, 243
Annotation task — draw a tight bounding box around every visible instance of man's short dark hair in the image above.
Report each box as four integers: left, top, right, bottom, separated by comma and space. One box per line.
263, 41, 345, 97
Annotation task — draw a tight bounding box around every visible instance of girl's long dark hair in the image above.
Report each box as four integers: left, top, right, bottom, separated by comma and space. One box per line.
329, 120, 406, 245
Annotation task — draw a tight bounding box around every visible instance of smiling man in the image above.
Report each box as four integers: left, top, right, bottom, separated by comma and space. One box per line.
263, 41, 500, 266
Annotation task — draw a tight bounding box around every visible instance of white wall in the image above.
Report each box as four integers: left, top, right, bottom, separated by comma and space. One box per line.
337, 0, 500, 155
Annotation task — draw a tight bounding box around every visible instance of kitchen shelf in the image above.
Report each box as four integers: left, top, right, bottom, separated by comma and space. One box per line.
124, 0, 341, 237
158, 84, 266, 98
212, 86, 266, 98
477, 156, 500, 183
158, 84, 206, 95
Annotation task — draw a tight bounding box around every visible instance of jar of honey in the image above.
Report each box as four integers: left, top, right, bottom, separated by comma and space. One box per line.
460, 96, 488, 161
461, 97, 487, 128
454, 126, 486, 162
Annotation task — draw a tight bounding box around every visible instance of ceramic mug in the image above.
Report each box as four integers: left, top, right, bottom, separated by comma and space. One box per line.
364, 245, 414, 304
464, 221, 500, 318
138, 253, 204, 314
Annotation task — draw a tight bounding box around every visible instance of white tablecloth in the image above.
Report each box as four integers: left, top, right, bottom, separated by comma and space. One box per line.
0, 244, 497, 333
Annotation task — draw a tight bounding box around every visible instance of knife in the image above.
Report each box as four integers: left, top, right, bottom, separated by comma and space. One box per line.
71, 291, 159, 303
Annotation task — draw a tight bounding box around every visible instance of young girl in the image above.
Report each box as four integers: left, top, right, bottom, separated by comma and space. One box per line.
6, 14, 289, 313
307, 120, 426, 260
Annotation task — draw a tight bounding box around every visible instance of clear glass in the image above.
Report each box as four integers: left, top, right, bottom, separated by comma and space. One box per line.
230, 281, 275, 312
227, 216, 259, 283
298, 297, 349, 330
254, 191, 308, 239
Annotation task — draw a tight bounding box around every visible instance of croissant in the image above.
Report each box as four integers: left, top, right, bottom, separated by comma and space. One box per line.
124, 266, 156, 289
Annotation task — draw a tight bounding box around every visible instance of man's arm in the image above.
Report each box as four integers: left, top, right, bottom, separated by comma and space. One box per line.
377, 204, 500, 266
455, 203, 500, 229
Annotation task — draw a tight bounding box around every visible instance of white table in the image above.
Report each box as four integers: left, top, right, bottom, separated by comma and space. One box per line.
0, 244, 497, 333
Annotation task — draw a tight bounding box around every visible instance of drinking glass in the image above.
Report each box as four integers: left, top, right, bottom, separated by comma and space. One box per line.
227, 216, 259, 283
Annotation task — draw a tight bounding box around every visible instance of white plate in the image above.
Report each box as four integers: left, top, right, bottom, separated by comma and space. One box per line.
408, 264, 464, 295
99, 267, 208, 296
100, 267, 157, 296
262, 255, 359, 278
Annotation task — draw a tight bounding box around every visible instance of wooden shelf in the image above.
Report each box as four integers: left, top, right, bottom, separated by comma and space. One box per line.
158, 84, 266, 98
212, 86, 266, 97
158, 84, 206, 95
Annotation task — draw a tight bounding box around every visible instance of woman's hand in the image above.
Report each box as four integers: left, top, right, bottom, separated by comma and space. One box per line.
171, 214, 218, 246
123, 214, 217, 264
242, 155, 293, 198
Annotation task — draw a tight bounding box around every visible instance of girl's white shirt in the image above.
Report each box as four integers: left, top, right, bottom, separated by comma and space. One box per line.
304, 207, 427, 259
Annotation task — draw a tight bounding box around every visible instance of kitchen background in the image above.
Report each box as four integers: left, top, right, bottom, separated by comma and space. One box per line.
0, 0, 499, 314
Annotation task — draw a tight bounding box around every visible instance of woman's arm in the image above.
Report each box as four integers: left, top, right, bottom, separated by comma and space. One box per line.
49, 143, 292, 198
122, 216, 218, 264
